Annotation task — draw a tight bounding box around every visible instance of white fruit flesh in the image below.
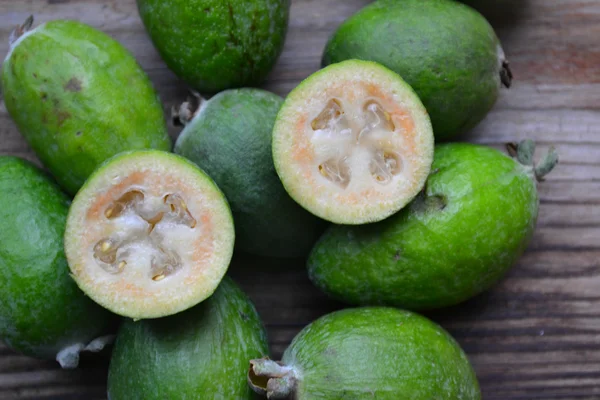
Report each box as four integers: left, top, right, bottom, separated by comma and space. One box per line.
65, 151, 234, 319
273, 60, 434, 224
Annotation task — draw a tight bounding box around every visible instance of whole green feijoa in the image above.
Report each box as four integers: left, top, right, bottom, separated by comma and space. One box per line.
137, 0, 290, 93
107, 278, 268, 400
322, 0, 512, 140
1, 17, 171, 195
174, 89, 326, 258
0, 156, 117, 368
249, 307, 480, 399
308, 141, 558, 310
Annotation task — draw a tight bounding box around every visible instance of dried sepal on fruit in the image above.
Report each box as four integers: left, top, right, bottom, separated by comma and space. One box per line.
249, 308, 481, 399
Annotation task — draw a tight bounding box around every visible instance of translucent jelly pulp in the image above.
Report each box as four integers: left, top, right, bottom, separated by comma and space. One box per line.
92, 189, 198, 282
309, 98, 405, 190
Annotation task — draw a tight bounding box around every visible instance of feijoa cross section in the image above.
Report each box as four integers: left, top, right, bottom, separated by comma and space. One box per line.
65, 151, 235, 320
272, 60, 434, 225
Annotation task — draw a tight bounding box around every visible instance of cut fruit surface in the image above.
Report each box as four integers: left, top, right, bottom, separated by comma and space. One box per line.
273, 60, 434, 224
65, 151, 234, 319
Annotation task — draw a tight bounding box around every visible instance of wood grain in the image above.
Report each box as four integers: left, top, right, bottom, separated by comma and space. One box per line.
0, 0, 599, 399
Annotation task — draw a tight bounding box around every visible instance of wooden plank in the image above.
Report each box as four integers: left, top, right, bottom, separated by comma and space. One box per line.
0, 0, 598, 399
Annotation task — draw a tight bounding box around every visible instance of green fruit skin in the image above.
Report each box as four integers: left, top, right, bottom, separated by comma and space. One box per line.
107, 277, 268, 399
283, 307, 480, 399
175, 89, 326, 258
322, 0, 504, 140
1, 20, 172, 195
0, 157, 116, 360
137, 0, 290, 93
309, 143, 538, 310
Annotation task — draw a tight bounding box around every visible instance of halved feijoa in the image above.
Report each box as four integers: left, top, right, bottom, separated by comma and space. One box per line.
272, 60, 434, 224
65, 151, 234, 319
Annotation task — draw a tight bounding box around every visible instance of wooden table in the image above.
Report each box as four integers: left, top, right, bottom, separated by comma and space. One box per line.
0, 0, 598, 399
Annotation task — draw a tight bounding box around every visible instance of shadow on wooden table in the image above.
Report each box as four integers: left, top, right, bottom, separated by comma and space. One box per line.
463, 0, 532, 28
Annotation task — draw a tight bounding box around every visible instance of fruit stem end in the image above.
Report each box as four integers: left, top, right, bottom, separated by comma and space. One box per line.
55, 334, 115, 369
172, 91, 205, 126
248, 357, 297, 399
9, 15, 34, 47
507, 140, 559, 182
500, 60, 513, 88
534, 146, 559, 182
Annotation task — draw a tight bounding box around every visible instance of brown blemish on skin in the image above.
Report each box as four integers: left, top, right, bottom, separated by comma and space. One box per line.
56, 111, 71, 127
64, 77, 82, 92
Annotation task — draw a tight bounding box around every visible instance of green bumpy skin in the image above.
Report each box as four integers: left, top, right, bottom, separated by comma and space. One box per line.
137, 0, 290, 93
250, 308, 480, 399
107, 277, 268, 400
1, 19, 172, 195
309, 143, 539, 310
0, 157, 116, 366
322, 0, 510, 140
175, 89, 326, 258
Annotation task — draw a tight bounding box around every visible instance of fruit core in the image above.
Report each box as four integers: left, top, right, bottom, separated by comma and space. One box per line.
92, 189, 198, 282
308, 96, 407, 191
